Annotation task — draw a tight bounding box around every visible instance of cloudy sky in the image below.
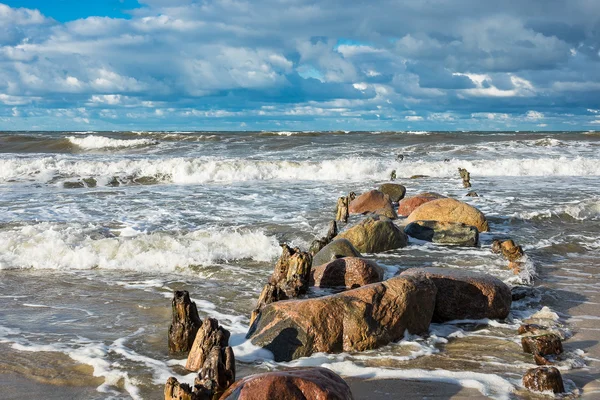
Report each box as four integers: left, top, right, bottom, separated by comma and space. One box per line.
1, 0, 600, 131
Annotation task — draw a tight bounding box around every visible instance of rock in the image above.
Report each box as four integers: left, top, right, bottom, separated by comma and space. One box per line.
168, 291, 202, 353
310, 257, 384, 289
336, 216, 408, 253
518, 324, 547, 335
410, 175, 429, 179
309, 221, 338, 256
335, 196, 350, 223
372, 203, 398, 219
349, 190, 392, 215
63, 181, 85, 189
247, 275, 437, 361
523, 367, 565, 394
404, 220, 479, 247
220, 367, 354, 400
466, 191, 479, 197
312, 239, 362, 267
521, 334, 563, 357
511, 286, 537, 301
82, 178, 97, 187
508, 261, 523, 274
400, 267, 511, 322
379, 183, 406, 202
397, 193, 445, 217
500, 240, 524, 261
491, 239, 502, 254
406, 198, 489, 232
250, 245, 312, 326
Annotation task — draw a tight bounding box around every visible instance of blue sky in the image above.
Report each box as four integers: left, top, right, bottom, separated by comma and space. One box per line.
1, 0, 600, 131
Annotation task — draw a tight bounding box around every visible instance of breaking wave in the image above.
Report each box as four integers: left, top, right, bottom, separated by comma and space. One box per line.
66, 135, 159, 150
0, 223, 280, 271
2, 156, 600, 186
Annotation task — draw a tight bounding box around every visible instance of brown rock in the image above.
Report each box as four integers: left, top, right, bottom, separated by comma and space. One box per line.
312, 239, 362, 267
397, 192, 445, 217
508, 261, 523, 274
521, 334, 563, 357
518, 324, 548, 335
491, 239, 502, 254
379, 183, 406, 202
400, 267, 511, 322
247, 275, 437, 361
310, 257, 384, 289
404, 220, 479, 247
349, 190, 392, 215
500, 239, 524, 261
220, 367, 354, 400
406, 198, 489, 232
336, 216, 408, 253
523, 367, 565, 394
168, 290, 202, 353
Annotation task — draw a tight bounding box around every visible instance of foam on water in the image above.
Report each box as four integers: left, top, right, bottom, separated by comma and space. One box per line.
3, 155, 600, 186
0, 222, 280, 271
66, 135, 159, 150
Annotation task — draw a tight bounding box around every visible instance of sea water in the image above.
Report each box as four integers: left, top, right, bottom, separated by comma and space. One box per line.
1, 130, 599, 399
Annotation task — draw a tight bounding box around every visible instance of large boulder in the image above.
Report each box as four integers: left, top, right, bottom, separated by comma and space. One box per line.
220, 367, 354, 400
312, 239, 362, 267
310, 257, 384, 289
247, 275, 437, 361
404, 220, 479, 247
397, 192, 445, 217
400, 267, 511, 321
523, 367, 565, 394
349, 190, 391, 215
336, 216, 408, 253
406, 198, 489, 232
379, 183, 406, 202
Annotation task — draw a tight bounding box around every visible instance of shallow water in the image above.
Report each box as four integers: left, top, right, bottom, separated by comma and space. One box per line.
1, 130, 599, 399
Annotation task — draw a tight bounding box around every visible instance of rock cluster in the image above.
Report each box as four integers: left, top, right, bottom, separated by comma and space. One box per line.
158, 178, 574, 399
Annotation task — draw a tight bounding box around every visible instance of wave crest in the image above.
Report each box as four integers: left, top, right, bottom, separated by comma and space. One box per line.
0, 223, 280, 271
67, 135, 159, 150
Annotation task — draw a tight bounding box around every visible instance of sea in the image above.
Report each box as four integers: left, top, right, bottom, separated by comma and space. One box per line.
1, 130, 599, 399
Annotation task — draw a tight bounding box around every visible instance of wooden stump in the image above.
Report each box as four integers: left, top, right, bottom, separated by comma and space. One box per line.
309, 220, 338, 256
167, 317, 236, 400
168, 290, 202, 353
164, 377, 194, 400
458, 167, 471, 188
249, 244, 312, 326
186, 318, 231, 371
335, 196, 349, 223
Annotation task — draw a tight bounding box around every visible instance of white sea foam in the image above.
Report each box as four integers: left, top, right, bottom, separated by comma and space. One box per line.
513, 197, 600, 221
2, 155, 600, 186
0, 223, 280, 271
67, 135, 158, 150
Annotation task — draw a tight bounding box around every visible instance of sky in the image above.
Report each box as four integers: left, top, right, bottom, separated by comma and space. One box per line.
0, 0, 600, 131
